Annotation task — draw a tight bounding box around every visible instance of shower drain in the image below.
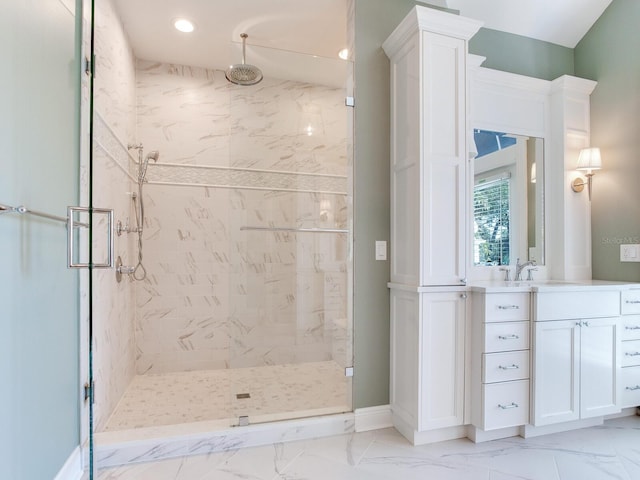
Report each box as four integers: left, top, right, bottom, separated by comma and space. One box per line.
236, 393, 251, 399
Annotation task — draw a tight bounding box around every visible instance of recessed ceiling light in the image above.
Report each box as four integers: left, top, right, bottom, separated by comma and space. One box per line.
174, 18, 195, 33
338, 48, 349, 60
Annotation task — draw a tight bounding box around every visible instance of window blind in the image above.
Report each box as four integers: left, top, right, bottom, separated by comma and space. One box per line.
474, 173, 510, 266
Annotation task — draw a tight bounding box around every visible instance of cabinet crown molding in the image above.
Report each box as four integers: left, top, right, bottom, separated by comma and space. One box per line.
550, 75, 598, 96
382, 6, 483, 58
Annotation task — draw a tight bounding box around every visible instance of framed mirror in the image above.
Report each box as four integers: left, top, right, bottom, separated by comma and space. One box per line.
472, 129, 544, 267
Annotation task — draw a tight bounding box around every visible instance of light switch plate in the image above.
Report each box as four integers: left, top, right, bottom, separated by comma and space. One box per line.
620, 244, 640, 262
375, 241, 387, 261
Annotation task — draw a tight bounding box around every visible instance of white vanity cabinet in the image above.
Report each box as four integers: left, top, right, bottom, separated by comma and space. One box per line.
390, 289, 467, 443
531, 289, 621, 426
620, 289, 640, 407
471, 291, 531, 433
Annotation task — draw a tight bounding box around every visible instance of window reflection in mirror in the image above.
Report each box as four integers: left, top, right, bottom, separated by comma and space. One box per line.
472, 130, 544, 267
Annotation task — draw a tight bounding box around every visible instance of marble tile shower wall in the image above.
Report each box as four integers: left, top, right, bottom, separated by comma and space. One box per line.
134, 60, 350, 374
92, 0, 138, 431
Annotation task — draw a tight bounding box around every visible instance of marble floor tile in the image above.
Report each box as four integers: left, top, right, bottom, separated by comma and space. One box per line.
98, 415, 640, 480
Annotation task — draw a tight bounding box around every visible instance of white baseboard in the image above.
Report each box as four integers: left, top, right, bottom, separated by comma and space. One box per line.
54, 446, 83, 480
355, 405, 393, 432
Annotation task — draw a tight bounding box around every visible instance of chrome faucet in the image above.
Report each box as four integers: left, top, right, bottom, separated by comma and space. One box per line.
515, 258, 537, 281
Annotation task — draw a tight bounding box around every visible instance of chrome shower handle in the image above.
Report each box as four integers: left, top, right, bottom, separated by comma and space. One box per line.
67, 207, 114, 269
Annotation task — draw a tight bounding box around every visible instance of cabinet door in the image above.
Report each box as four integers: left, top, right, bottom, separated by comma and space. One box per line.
580, 317, 620, 418
533, 320, 580, 426
420, 32, 467, 286
419, 292, 466, 430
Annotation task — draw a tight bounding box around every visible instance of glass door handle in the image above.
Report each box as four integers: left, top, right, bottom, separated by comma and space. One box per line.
67, 207, 114, 269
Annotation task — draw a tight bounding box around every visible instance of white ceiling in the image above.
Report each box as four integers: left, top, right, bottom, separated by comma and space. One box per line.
112, 0, 613, 82
446, 0, 613, 48
113, 0, 349, 82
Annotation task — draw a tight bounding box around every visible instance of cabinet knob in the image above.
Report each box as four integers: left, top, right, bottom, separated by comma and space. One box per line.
460, 293, 468, 299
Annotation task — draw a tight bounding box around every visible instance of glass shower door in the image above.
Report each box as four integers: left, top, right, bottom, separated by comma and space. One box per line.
0, 0, 94, 479
227, 45, 354, 426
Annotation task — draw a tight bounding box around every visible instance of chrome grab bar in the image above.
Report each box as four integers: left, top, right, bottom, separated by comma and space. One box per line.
0, 202, 88, 227
240, 226, 348, 234
0, 201, 113, 269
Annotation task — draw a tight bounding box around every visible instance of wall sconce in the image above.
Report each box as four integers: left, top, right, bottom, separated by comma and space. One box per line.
571, 147, 602, 201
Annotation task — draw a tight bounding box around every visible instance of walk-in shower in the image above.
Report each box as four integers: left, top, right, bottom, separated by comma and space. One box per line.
92, 0, 352, 451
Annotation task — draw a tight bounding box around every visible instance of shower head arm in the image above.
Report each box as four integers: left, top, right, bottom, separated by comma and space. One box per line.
241, 33, 248, 65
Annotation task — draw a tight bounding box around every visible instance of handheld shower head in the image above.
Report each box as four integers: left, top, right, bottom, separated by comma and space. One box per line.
146, 151, 160, 162
139, 151, 159, 183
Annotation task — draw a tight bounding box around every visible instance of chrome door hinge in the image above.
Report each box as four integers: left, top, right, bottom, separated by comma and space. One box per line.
84, 381, 95, 404
84, 55, 96, 77
345, 96, 355, 107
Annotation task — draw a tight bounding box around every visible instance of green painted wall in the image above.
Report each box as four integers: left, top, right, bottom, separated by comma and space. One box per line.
470, 28, 575, 81
575, 0, 640, 281
353, 0, 420, 409
0, 0, 81, 478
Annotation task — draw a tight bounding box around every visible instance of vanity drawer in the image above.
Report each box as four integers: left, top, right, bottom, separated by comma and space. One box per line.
535, 290, 620, 321
620, 366, 640, 408
622, 289, 640, 315
482, 380, 529, 430
622, 340, 640, 367
484, 322, 530, 353
484, 293, 530, 322
622, 316, 640, 341
483, 351, 530, 383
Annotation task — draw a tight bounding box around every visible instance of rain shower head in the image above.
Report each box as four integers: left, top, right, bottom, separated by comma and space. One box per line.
226, 33, 263, 86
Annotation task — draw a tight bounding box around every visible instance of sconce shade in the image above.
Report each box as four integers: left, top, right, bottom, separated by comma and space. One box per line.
576, 147, 602, 171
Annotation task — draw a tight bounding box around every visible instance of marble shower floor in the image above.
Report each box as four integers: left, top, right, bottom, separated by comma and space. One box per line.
102, 361, 351, 432
98, 414, 640, 480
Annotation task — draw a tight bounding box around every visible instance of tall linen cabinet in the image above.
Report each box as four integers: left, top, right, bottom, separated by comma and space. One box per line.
383, 7, 482, 445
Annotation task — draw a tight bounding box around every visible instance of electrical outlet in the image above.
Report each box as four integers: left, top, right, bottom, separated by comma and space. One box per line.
620, 244, 640, 262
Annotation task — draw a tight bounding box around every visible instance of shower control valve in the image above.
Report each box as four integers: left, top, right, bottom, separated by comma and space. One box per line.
116, 218, 136, 236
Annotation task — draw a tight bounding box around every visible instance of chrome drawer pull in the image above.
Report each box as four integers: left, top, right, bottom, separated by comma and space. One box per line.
626, 300, 640, 304
498, 403, 519, 410
625, 326, 640, 330
498, 334, 520, 340
625, 352, 640, 357
498, 364, 520, 370
497, 305, 520, 310
625, 385, 640, 391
